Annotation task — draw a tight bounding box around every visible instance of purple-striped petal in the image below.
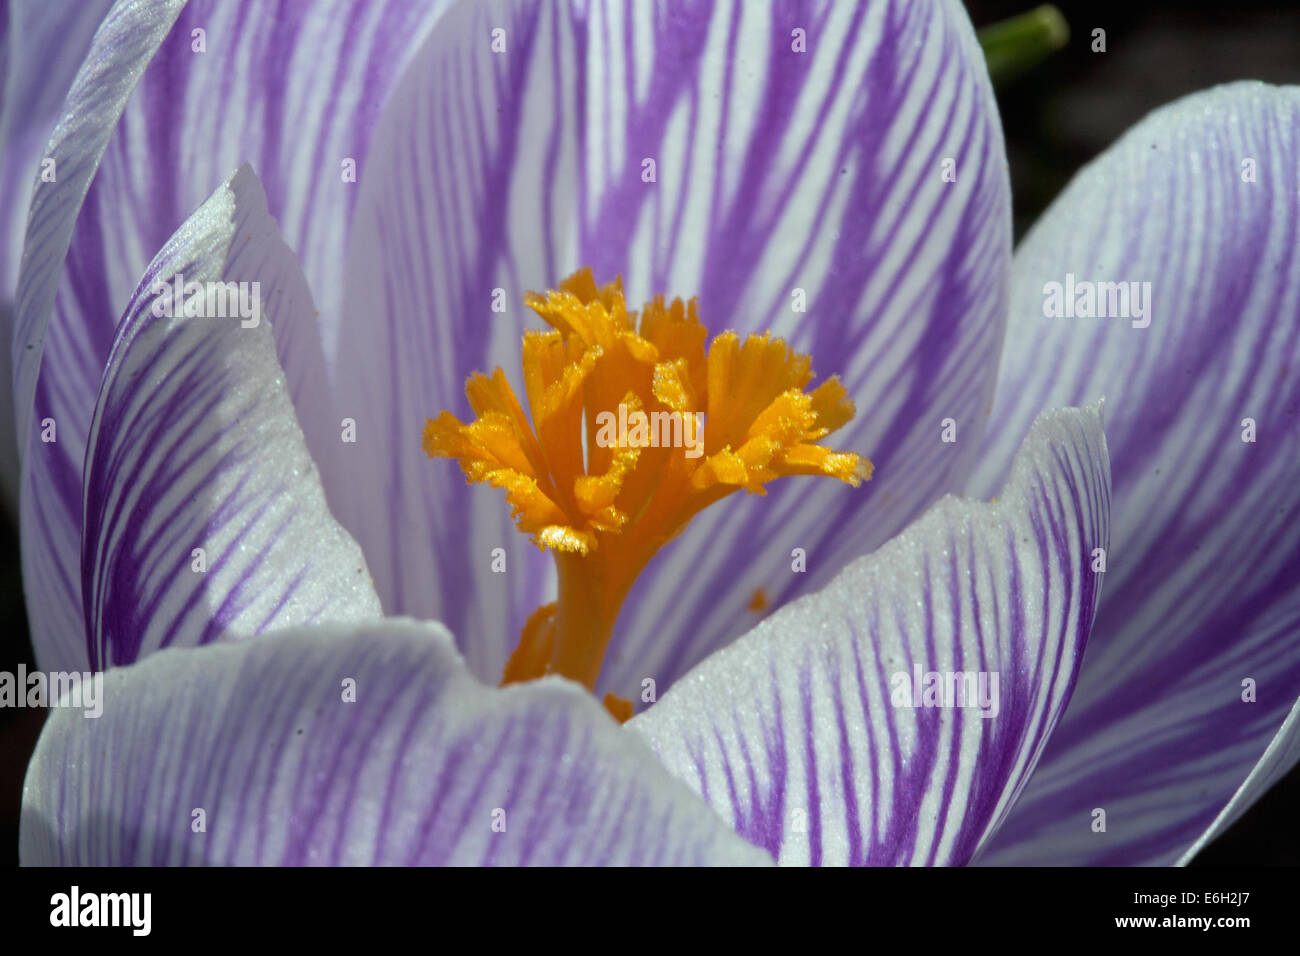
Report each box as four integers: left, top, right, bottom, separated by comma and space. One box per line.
13, 0, 186, 673
0, 0, 114, 303
21, 618, 770, 866
0, 0, 113, 518
69, 0, 455, 364
627, 405, 1109, 865
12, 0, 185, 454
82, 164, 380, 669
17, 0, 449, 671
970, 83, 1300, 866
331, 0, 1011, 698
330, 0, 571, 680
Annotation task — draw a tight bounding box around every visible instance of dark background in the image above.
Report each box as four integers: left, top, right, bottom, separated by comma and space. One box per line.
1, 0, 1298, 866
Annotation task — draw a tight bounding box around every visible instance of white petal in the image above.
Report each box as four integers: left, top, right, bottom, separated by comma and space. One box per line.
22, 617, 770, 866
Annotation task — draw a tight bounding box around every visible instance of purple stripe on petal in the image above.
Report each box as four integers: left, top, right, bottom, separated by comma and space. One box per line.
628, 405, 1110, 865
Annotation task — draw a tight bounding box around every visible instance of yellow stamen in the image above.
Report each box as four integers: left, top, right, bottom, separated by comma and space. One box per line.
603, 693, 634, 724
501, 602, 557, 685
424, 268, 872, 709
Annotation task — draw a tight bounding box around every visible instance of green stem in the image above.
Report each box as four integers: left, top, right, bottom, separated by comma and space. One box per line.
978, 5, 1069, 87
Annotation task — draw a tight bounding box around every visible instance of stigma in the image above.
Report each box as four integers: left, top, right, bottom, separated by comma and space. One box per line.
424, 269, 871, 720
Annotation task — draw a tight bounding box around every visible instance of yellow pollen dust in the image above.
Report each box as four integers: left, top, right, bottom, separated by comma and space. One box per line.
423, 268, 871, 721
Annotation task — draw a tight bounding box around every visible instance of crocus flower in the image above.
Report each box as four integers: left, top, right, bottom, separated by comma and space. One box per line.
4, 0, 1297, 866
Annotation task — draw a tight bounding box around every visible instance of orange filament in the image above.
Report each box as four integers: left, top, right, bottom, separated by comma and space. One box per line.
602, 694, 634, 724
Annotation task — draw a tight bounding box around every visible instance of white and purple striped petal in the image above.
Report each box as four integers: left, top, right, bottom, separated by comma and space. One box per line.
970, 83, 1300, 866
82, 164, 380, 670
0, 0, 114, 513
332, 0, 579, 680
628, 405, 1110, 865
21, 618, 771, 866
0, 0, 114, 304
16, 0, 449, 671
14, 0, 186, 673
595, 0, 1011, 702
331, 0, 1011, 699
12, 0, 185, 453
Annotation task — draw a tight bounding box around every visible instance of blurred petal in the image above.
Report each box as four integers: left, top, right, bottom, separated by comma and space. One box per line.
332, 0, 1011, 697
82, 165, 380, 670
971, 83, 1300, 865
13, 0, 186, 672
0, 0, 115, 513
21, 618, 770, 866
628, 406, 1109, 865
0, 0, 114, 302
12, 0, 185, 450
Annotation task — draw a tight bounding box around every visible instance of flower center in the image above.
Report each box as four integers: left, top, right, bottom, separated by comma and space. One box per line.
424, 269, 871, 720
